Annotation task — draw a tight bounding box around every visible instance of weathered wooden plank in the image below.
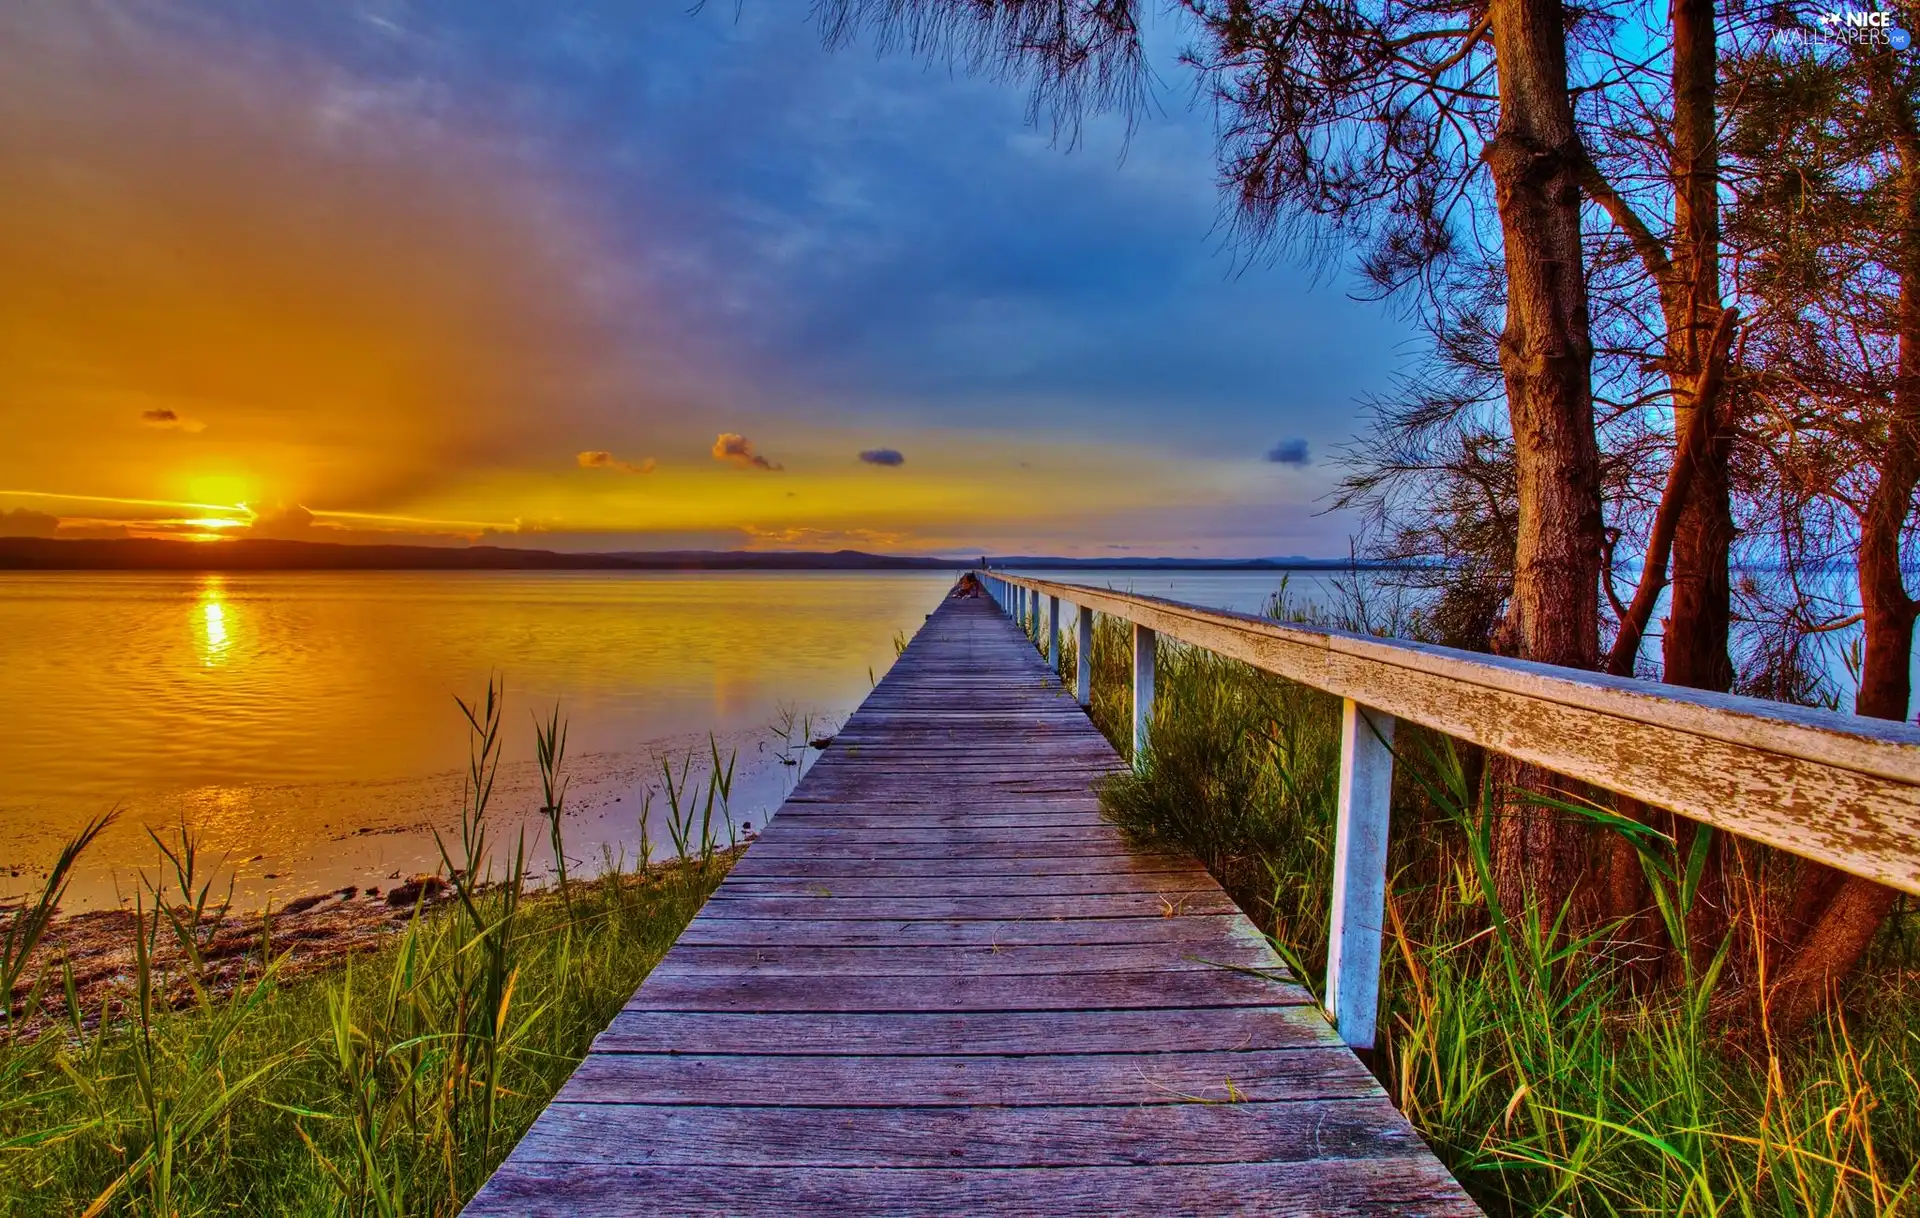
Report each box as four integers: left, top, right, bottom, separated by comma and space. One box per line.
748, 823, 1130, 844
674, 913, 1271, 949
592, 1006, 1333, 1055
723, 854, 1203, 880
650, 939, 1275, 977
764, 810, 1110, 827
464, 1160, 1482, 1217
739, 841, 1147, 860
556, 1048, 1380, 1107
712, 872, 1220, 898
503, 1099, 1431, 1167
623, 968, 1304, 1013
688, 892, 1239, 920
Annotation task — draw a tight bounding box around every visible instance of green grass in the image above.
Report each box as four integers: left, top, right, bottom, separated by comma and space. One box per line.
1059, 609, 1920, 1215
0, 682, 736, 1216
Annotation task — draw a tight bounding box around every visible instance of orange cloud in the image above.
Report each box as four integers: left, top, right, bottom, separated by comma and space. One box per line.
711, 433, 781, 471
738, 523, 909, 550
576, 450, 656, 475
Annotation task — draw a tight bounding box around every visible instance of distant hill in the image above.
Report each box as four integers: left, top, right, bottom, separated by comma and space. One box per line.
0, 537, 970, 572
0, 536, 1376, 572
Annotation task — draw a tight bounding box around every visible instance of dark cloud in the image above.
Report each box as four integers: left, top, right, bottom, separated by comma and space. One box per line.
139, 408, 205, 432
0, 507, 60, 538
858, 448, 905, 467
577, 450, 656, 474
711, 432, 781, 471
1265, 438, 1311, 467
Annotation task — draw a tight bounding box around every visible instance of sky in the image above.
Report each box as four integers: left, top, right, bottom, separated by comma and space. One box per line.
0, 0, 1413, 558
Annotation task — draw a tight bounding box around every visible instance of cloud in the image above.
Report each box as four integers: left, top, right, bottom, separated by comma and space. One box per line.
577, 450, 656, 474
0, 508, 60, 538
738, 523, 908, 551
1264, 438, 1311, 467
0, 4, 635, 514
139, 408, 206, 433
245, 503, 318, 540
711, 432, 782, 471
858, 448, 906, 467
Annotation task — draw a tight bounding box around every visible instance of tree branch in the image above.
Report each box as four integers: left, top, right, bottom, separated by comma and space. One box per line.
1605, 307, 1740, 677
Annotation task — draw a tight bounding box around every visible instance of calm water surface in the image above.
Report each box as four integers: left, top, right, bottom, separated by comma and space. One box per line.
1, 571, 958, 909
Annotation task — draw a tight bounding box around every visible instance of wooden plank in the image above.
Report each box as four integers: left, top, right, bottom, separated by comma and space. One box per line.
749, 823, 1130, 844
502, 1100, 1431, 1167
555, 1048, 1381, 1107
687, 892, 1240, 919
674, 914, 1272, 949
622, 969, 1304, 1013
464, 1161, 1482, 1216
712, 872, 1220, 898
1326, 699, 1396, 1050
764, 810, 1110, 827
650, 939, 1276, 977
592, 1006, 1333, 1055
723, 854, 1203, 880
738, 841, 1148, 860
1008, 574, 1920, 893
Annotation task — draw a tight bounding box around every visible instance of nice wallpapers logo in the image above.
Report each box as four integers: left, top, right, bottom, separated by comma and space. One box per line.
1812, 9, 1914, 48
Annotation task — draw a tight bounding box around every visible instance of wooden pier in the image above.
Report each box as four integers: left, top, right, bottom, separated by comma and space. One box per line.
466, 590, 1478, 1215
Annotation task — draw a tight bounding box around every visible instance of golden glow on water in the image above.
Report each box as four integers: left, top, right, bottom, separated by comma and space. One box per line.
198, 579, 232, 666
0, 571, 958, 909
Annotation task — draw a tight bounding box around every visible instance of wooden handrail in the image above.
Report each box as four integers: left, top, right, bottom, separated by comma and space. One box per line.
983, 572, 1920, 894
979, 570, 1920, 1050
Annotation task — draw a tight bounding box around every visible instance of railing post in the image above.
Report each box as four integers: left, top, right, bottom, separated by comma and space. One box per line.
1325, 699, 1396, 1051
1076, 606, 1093, 706
1048, 596, 1061, 676
1131, 624, 1155, 767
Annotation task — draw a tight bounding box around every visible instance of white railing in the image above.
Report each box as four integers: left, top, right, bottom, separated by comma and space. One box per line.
977, 571, 1920, 1051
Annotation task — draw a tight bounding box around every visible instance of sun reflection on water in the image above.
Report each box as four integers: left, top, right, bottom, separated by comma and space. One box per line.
197, 578, 231, 666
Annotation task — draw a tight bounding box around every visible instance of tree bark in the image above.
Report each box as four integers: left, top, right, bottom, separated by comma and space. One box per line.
1482, 0, 1604, 917
1661, 0, 1734, 699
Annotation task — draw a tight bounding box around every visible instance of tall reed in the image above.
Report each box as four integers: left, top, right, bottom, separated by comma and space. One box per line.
0, 683, 733, 1215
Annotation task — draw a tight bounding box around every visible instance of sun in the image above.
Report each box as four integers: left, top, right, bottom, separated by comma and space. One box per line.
180, 473, 261, 514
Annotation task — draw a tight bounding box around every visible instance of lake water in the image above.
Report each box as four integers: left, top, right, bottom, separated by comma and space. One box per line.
1, 568, 1337, 911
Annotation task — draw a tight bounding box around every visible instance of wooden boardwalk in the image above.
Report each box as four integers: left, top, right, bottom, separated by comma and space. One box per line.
466, 591, 1477, 1215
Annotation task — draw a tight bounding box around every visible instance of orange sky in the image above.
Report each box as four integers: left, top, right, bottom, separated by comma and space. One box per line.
0, 3, 1350, 558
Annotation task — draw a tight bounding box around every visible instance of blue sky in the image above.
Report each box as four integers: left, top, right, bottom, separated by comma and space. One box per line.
0, 0, 1414, 556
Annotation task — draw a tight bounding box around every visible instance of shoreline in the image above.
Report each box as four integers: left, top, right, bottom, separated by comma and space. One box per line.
1, 846, 749, 1043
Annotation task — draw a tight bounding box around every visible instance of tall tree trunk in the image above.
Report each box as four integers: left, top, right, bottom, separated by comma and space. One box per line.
1767, 56, 1920, 1034
1661, 0, 1732, 695
1659, 0, 1738, 975
1482, 0, 1604, 917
